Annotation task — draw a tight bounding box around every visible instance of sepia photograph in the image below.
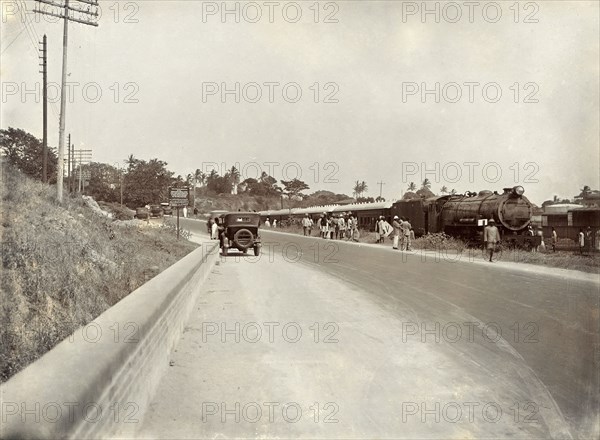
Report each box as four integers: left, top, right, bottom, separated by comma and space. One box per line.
1, 1, 599, 439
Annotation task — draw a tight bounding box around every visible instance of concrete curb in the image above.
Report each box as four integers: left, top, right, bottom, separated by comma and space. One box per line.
1, 241, 220, 439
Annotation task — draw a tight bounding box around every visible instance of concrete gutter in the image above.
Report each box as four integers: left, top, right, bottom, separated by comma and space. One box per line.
1, 241, 220, 439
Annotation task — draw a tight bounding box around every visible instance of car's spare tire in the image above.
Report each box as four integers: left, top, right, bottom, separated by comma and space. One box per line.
233, 228, 254, 248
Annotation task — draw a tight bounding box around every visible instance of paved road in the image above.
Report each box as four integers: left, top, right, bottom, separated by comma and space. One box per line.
138, 218, 599, 439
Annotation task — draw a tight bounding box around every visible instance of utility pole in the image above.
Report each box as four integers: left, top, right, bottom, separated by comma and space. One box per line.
67, 133, 71, 189
70, 142, 74, 192
72, 148, 92, 193
377, 181, 385, 198
34, 0, 99, 202
39, 34, 48, 183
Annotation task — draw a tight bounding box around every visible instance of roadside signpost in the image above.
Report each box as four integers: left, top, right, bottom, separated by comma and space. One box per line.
169, 187, 190, 240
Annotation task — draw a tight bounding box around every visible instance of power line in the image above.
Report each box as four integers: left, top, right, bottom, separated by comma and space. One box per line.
0, 26, 26, 54
34, 0, 99, 202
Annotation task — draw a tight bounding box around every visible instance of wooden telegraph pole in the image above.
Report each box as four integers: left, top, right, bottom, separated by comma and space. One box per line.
34, 0, 98, 202
39, 35, 48, 182
67, 133, 71, 189
377, 181, 385, 199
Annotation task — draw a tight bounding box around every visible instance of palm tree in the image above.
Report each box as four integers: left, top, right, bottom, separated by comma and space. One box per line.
450, 189, 457, 195
440, 186, 448, 194
194, 169, 205, 187
407, 182, 417, 192
360, 181, 368, 197
421, 179, 431, 189
229, 166, 240, 194
353, 180, 361, 198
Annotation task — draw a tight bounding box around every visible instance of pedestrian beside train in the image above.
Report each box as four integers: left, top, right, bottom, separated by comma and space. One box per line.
338, 215, 346, 239
351, 216, 360, 242
585, 227, 593, 254
302, 214, 311, 236
321, 214, 330, 239
345, 215, 353, 240
381, 217, 392, 243
265, 217, 271, 228
374, 217, 382, 243
332, 215, 340, 239
551, 227, 558, 252
402, 217, 412, 251
578, 229, 585, 254
536, 227, 545, 252
273, 219, 277, 228
392, 216, 401, 250
483, 219, 501, 262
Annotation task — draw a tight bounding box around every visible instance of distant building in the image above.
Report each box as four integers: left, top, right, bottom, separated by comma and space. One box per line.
575, 190, 600, 208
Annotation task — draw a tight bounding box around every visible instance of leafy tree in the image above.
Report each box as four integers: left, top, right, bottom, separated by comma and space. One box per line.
0, 127, 58, 182
281, 178, 310, 203
123, 156, 174, 207
356, 196, 375, 203
407, 182, 417, 192
375, 196, 386, 202
206, 170, 230, 194
86, 162, 120, 202
579, 185, 591, 196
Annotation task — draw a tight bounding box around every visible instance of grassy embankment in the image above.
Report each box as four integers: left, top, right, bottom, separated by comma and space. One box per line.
272, 224, 600, 274
0, 164, 197, 382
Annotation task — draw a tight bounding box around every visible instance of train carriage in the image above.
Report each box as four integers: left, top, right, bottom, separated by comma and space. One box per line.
259, 186, 537, 246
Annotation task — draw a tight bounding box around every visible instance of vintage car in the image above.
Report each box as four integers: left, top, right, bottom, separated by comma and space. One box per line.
134, 207, 149, 220
220, 212, 261, 256
149, 204, 163, 218
160, 202, 173, 215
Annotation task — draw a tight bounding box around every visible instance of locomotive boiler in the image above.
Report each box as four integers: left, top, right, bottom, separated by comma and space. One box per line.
437, 186, 533, 235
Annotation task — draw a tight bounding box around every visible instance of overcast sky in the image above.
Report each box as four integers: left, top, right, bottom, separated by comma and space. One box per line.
2, 0, 598, 204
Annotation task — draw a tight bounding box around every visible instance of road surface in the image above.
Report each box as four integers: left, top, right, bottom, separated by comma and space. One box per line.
138, 218, 599, 439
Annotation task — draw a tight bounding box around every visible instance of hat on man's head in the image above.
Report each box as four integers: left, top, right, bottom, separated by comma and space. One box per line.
394, 215, 399, 219
488, 219, 495, 223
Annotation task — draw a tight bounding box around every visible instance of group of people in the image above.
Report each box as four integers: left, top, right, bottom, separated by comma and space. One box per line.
264, 218, 277, 228
578, 226, 595, 255
390, 216, 414, 251
297, 213, 360, 241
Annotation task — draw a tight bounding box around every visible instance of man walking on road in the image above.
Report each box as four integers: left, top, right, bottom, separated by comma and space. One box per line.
392, 216, 401, 250
484, 219, 501, 262
402, 217, 412, 251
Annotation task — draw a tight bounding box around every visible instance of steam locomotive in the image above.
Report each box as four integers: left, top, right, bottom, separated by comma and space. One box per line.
259, 186, 538, 246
